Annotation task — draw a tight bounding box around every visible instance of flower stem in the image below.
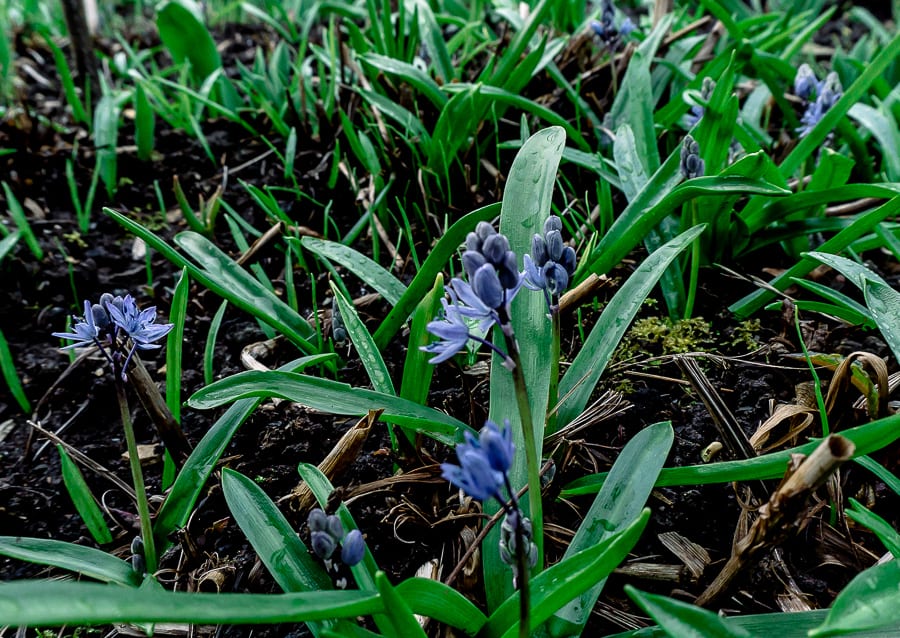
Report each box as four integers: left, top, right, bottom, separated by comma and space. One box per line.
683, 201, 700, 319
502, 327, 544, 574
114, 370, 158, 575
503, 480, 531, 638
546, 311, 561, 433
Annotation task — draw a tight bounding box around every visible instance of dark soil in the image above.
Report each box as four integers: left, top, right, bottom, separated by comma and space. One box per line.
2, 16, 899, 638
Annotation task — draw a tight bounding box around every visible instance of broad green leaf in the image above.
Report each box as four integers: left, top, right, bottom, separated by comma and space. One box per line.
105, 210, 318, 355
395, 577, 487, 635
0, 538, 139, 587
93, 91, 120, 198
58, 446, 113, 545
187, 370, 469, 446
626, 586, 752, 638
375, 572, 427, 638
0, 580, 381, 626
864, 280, 900, 364
614, 124, 649, 202
562, 411, 900, 495
222, 469, 331, 593
157, 0, 221, 82
134, 82, 155, 161
556, 226, 705, 428
331, 283, 395, 395
548, 423, 674, 636
810, 559, 900, 636
483, 510, 650, 638
300, 237, 406, 306
154, 356, 332, 548
486, 126, 565, 609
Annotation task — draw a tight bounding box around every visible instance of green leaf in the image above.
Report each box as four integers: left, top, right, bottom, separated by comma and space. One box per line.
556, 226, 705, 428
562, 411, 900, 495
626, 586, 752, 638
373, 203, 499, 349
300, 237, 406, 306
154, 356, 332, 549
846, 498, 900, 557
0, 580, 381, 627
187, 370, 471, 447
396, 577, 487, 635
864, 279, 900, 364
157, 0, 222, 82
614, 124, 650, 202
0, 538, 139, 587
57, 446, 113, 545
547, 423, 674, 636
0, 326, 29, 413
331, 283, 395, 395
483, 510, 650, 638
93, 91, 120, 198
166, 268, 189, 422
222, 469, 331, 593
134, 82, 155, 161
399, 274, 443, 405
375, 572, 427, 638
361, 53, 446, 109
486, 126, 565, 609
3, 181, 43, 260
810, 559, 900, 637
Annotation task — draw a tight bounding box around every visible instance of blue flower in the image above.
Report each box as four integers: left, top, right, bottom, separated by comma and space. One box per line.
441, 420, 514, 502
340, 529, 365, 566
422, 295, 475, 364
106, 294, 173, 350
52, 300, 101, 350
311, 530, 337, 560
796, 71, 842, 138
793, 63, 818, 101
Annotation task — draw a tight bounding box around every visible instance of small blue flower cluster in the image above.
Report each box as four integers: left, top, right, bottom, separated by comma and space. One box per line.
590, 0, 635, 48
308, 508, 365, 588
52, 293, 174, 375
680, 135, 705, 180
685, 77, 716, 128
441, 419, 514, 501
524, 216, 577, 305
422, 218, 576, 365
793, 63, 842, 138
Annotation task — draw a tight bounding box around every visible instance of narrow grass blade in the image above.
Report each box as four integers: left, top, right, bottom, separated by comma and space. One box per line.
157, 0, 222, 83
846, 498, 900, 556
547, 423, 673, 636
93, 91, 120, 198
0, 327, 30, 412
375, 572, 427, 638
0, 581, 381, 627
57, 446, 113, 545
134, 82, 155, 161
186, 370, 471, 446
331, 283, 395, 395
166, 268, 189, 422
3, 181, 43, 260
361, 53, 446, 108
0, 538, 139, 586
204, 300, 228, 385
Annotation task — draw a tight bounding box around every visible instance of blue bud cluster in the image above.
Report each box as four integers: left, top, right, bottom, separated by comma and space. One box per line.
462, 221, 521, 311
680, 135, 705, 180
793, 64, 842, 138
441, 419, 514, 502
307, 508, 366, 569
523, 216, 577, 304
590, 0, 635, 48
685, 77, 716, 128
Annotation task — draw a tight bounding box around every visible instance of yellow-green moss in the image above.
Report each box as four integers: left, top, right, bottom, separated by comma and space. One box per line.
615, 316, 714, 361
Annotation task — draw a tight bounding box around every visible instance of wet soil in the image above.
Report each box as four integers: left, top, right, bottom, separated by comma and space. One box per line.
2, 17, 899, 638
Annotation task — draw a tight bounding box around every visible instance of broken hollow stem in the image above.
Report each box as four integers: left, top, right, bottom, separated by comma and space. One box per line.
695, 434, 855, 606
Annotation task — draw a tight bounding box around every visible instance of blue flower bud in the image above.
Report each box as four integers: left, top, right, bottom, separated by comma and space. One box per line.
474, 222, 496, 242
479, 419, 514, 473
545, 230, 564, 262
481, 233, 510, 265
91, 303, 111, 331
543, 215, 562, 234
308, 508, 328, 532
560, 246, 577, 276
462, 250, 486, 281
497, 251, 519, 290
311, 530, 336, 560
543, 262, 569, 296
472, 264, 504, 309
794, 63, 817, 101
326, 514, 345, 542
341, 529, 365, 566
531, 234, 548, 266
465, 231, 482, 253
680, 135, 704, 179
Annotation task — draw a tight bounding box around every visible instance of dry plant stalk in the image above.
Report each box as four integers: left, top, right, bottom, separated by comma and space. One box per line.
281, 409, 381, 512
695, 434, 855, 606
